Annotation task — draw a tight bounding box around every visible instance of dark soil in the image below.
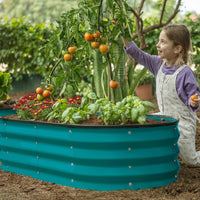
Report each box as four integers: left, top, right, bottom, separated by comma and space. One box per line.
3, 113, 171, 126
0, 95, 200, 200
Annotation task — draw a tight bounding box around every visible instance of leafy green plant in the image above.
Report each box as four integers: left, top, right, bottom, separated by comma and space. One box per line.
0, 71, 12, 101
133, 69, 155, 86
47, 90, 95, 124
88, 94, 155, 125
47, 90, 155, 125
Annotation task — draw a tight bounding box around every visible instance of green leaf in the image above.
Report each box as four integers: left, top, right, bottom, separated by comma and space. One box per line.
72, 112, 82, 123
88, 103, 99, 114
131, 108, 138, 122
59, 82, 67, 97
137, 104, 148, 115
137, 115, 146, 124
52, 101, 61, 109
142, 101, 155, 110
88, 92, 97, 100
62, 107, 73, 119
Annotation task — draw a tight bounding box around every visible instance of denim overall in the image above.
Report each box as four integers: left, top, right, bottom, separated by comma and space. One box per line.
156, 62, 200, 165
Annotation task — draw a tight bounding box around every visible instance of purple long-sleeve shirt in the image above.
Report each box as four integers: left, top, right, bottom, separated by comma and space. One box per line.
125, 41, 200, 112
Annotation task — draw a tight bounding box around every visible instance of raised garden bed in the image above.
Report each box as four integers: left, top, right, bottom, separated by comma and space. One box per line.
0, 109, 180, 191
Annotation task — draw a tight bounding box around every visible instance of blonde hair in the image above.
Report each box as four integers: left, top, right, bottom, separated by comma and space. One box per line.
162, 24, 193, 66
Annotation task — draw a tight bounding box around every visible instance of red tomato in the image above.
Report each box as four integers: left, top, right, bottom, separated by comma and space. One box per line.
109, 80, 119, 89
43, 90, 51, 98
191, 94, 198, 101
36, 87, 43, 94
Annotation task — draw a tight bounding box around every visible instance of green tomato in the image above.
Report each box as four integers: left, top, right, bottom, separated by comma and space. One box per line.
100, 37, 108, 44
62, 50, 68, 55
37, 94, 44, 101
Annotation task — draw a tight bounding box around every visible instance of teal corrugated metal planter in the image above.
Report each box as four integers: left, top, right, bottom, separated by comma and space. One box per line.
0, 112, 180, 191
0, 107, 16, 117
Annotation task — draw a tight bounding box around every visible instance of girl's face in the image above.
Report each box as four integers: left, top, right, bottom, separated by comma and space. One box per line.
156, 30, 181, 66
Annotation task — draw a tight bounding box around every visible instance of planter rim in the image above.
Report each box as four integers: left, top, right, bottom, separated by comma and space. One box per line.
0, 114, 179, 129
0, 107, 13, 110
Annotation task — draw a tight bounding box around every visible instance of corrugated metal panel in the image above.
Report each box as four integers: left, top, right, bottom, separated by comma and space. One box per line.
0, 107, 16, 117
0, 114, 180, 191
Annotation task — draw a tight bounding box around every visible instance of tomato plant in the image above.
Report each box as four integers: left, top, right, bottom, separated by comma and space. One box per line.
39, 0, 184, 104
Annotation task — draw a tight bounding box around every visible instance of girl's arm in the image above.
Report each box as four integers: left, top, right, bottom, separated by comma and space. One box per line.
177, 67, 200, 111
122, 38, 162, 76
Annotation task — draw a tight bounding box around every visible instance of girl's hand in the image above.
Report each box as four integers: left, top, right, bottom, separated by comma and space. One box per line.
121, 36, 130, 48
190, 94, 200, 107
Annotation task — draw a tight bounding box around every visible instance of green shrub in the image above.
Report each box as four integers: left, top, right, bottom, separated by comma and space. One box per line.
0, 15, 53, 80
0, 71, 12, 100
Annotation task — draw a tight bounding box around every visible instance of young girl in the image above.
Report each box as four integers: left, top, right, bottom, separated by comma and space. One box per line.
122, 24, 200, 166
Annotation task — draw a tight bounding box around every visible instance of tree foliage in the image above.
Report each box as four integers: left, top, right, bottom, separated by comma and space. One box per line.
0, 15, 54, 80
0, 0, 80, 23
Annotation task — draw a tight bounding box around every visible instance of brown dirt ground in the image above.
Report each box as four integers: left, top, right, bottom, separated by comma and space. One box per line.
0, 94, 200, 200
